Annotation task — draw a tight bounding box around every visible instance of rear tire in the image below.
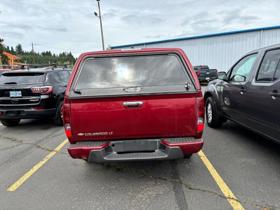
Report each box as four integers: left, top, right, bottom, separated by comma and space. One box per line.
1, 119, 21, 127
184, 154, 193, 159
54, 100, 64, 126
205, 97, 224, 128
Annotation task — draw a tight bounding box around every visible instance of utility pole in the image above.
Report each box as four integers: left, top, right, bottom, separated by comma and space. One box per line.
31, 42, 35, 64
95, 0, 105, 50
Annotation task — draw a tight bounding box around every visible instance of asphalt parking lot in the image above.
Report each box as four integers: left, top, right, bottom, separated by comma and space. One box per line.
0, 100, 280, 210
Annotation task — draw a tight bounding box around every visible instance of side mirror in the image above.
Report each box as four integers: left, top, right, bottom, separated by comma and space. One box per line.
218, 71, 227, 80
232, 74, 246, 83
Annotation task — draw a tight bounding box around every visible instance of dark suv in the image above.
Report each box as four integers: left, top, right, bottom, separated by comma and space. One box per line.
0, 68, 71, 126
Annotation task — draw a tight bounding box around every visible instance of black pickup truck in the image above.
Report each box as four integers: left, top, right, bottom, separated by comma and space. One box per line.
193, 65, 218, 83
204, 44, 280, 143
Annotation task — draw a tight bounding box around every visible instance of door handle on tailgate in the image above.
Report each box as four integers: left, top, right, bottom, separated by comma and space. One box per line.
123, 101, 143, 107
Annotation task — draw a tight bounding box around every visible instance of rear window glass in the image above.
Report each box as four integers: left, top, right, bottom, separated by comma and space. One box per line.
0, 73, 45, 85
75, 54, 191, 90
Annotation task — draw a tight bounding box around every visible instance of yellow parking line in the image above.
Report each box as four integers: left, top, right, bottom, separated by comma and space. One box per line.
7, 139, 68, 192
198, 151, 245, 210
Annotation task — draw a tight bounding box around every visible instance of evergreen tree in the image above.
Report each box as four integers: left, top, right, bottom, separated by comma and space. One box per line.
15, 44, 23, 54
5, 46, 11, 52
1, 41, 76, 66
10, 46, 15, 54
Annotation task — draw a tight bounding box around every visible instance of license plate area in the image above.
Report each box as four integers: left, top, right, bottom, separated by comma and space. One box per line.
111, 140, 160, 153
9, 91, 22, 98
6, 111, 22, 116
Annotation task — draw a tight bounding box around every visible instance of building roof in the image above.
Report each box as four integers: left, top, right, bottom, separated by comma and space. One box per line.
111, 25, 280, 49
3, 51, 19, 60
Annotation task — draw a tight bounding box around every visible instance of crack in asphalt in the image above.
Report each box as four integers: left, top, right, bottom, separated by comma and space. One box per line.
0, 133, 68, 155
104, 163, 280, 210
170, 161, 188, 210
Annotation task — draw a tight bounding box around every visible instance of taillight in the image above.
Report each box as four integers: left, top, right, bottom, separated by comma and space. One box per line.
196, 96, 205, 138
64, 123, 72, 138
63, 97, 72, 141
196, 70, 201, 77
31, 86, 53, 94
197, 117, 204, 133
63, 97, 70, 124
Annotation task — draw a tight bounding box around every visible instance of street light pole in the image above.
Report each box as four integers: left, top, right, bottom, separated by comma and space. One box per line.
96, 0, 105, 50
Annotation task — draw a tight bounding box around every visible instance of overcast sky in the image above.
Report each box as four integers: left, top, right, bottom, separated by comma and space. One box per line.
0, 0, 279, 56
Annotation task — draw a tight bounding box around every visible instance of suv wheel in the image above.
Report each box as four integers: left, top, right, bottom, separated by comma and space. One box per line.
206, 97, 224, 128
1, 119, 21, 127
54, 101, 64, 126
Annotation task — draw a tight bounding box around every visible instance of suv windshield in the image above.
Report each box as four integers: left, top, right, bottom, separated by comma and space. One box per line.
75, 54, 191, 90
0, 72, 45, 85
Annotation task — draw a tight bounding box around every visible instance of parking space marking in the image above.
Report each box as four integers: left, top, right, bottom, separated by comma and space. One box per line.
7, 139, 68, 192
198, 151, 245, 210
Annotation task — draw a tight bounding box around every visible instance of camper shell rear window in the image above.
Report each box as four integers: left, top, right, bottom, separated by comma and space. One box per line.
72, 54, 195, 97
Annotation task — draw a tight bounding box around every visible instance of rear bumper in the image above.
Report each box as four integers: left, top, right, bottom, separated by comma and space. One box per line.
0, 108, 56, 119
68, 138, 203, 163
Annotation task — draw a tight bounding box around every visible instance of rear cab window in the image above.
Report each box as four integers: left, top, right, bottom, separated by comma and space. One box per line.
71, 54, 195, 97
0, 72, 45, 85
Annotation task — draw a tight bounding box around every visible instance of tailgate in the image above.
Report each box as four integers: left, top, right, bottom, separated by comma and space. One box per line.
70, 94, 197, 141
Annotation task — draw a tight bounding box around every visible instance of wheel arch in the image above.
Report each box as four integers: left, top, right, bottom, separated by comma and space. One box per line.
204, 91, 213, 101
204, 85, 222, 112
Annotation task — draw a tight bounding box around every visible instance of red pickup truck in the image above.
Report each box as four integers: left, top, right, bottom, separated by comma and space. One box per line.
64, 48, 204, 163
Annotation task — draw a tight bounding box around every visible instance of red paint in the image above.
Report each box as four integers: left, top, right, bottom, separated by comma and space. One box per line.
64, 48, 204, 160
70, 94, 198, 142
